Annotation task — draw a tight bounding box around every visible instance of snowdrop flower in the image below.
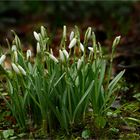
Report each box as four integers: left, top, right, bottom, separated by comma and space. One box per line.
63, 25, 66, 38
0, 55, 6, 65
68, 38, 77, 49
11, 45, 17, 51
88, 47, 94, 52
49, 54, 58, 63
26, 49, 32, 60
11, 63, 20, 74
85, 27, 92, 41
80, 43, 84, 52
59, 50, 65, 62
77, 58, 83, 70
33, 31, 40, 41
63, 49, 69, 59
88, 47, 99, 53
69, 31, 74, 41
18, 65, 26, 75
14, 51, 18, 62
113, 36, 121, 47
59, 49, 69, 62
41, 26, 46, 38
37, 42, 41, 53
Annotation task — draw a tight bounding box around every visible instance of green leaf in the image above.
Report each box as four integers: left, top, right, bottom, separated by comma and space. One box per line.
73, 80, 94, 122
108, 70, 125, 91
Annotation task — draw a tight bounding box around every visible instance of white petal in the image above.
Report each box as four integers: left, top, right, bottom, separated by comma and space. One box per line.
26, 50, 32, 60
88, 47, 94, 52
11, 63, 20, 74
33, 31, 40, 41
80, 43, 84, 52
49, 54, 58, 63
0, 55, 6, 65
68, 38, 77, 49
41, 26, 46, 38
59, 50, 65, 62
63, 50, 69, 59
18, 65, 26, 75
69, 31, 74, 41
11, 45, 17, 51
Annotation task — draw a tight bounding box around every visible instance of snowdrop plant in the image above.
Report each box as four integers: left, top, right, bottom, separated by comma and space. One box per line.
0, 26, 124, 135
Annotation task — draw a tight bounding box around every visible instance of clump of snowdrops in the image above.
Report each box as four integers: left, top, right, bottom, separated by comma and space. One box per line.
0, 26, 124, 134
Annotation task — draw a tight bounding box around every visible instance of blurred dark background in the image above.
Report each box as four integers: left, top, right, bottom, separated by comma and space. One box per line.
0, 0, 140, 82
0, 1, 135, 43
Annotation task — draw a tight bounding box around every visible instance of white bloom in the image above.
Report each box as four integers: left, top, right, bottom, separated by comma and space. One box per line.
77, 58, 83, 70
37, 42, 41, 53
18, 65, 26, 75
41, 26, 46, 38
11, 45, 17, 51
59, 50, 65, 62
14, 51, 18, 62
113, 36, 121, 47
49, 54, 58, 63
26, 49, 32, 60
11, 63, 20, 74
88, 47, 99, 53
63, 49, 69, 59
0, 55, 6, 65
69, 31, 74, 41
88, 47, 94, 52
80, 43, 84, 52
33, 31, 40, 41
68, 38, 77, 49
63, 25, 66, 38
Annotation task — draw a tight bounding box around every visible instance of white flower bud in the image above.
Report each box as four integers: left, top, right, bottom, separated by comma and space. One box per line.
88, 47, 94, 52
63, 25, 66, 38
63, 49, 69, 59
26, 50, 32, 60
80, 43, 84, 52
14, 51, 18, 62
49, 54, 58, 63
77, 58, 83, 70
84, 27, 92, 41
33, 31, 40, 41
59, 50, 65, 62
18, 65, 26, 75
11, 45, 17, 51
113, 36, 121, 47
11, 63, 20, 74
41, 26, 46, 38
37, 42, 41, 53
0, 55, 6, 65
68, 38, 77, 49
69, 31, 74, 41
